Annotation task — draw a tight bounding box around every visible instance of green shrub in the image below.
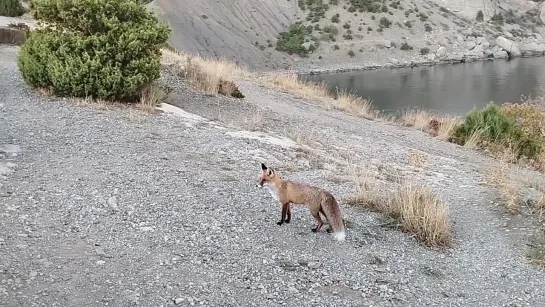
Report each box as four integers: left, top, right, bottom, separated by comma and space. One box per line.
379, 17, 391, 28
0, 0, 25, 17
347, 0, 383, 13
400, 42, 413, 51
454, 103, 515, 142
276, 23, 314, 56
476, 10, 484, 22
17, 0, 170, 102
454, 102, 543, 160
420, 47, 430, 55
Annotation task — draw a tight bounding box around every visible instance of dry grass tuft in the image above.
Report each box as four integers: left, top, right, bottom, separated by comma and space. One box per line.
332, 87, 379, 119
139, 83, 168, 113
407, 151, 427, 168
347, 174, 452, 247
400, 109, 461, 141
242, 113, 265, 131
389, 184, 452, 247
535, 190, 545, 222
401, 109, 433, 130
484, 160, 523, 213
527, 227, 545, 268
162, 48, 248, 97
260, 71, 331, 101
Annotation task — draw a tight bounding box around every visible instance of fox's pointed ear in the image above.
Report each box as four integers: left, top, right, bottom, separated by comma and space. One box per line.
267, 169, 274, 176
261, 163, 267, 170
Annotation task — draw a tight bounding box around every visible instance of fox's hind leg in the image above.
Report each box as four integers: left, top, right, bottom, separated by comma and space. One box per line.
310, 206, 324, 232
319, 207, 332, 233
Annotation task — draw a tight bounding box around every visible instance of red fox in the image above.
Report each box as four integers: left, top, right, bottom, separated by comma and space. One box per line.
256, 163, 346, 241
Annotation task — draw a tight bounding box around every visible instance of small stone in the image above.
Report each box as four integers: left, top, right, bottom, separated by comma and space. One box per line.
379, 285, 388, 292
0, 144, 21, 154
107, 196, 119, 211
307, 261, 320, 269
174, 298, 184, 304
29, 271, 38, 278
96, 260, 106, 265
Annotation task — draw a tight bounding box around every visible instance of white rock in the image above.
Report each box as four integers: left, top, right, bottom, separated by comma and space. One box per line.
436, 46, 447, 57
519, 42, 545, 56
495, 36, 521, 57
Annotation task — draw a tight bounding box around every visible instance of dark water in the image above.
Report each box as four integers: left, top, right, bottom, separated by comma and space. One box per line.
300, 57, 545, 116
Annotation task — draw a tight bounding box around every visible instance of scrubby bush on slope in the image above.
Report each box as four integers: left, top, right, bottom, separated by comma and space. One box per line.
18, 0, 170, 102
454, 102, 545, 163
0, 0, 25, 17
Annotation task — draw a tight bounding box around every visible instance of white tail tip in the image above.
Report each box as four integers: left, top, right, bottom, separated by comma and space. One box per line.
334, 231, 346, 241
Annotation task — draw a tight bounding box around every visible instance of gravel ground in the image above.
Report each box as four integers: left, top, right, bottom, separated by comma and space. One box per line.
2, 44, 545, 307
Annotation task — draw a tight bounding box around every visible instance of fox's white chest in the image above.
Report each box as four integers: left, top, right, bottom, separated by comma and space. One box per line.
265, 185, 280, 202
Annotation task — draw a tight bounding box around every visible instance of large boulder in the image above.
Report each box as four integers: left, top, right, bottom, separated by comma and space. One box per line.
495, 36, 521, 57
464, 44, 484, 60
493, 50, 508, 59
518, 42, 545, 56
436, 46, 447, 57
0, 27, 26, 45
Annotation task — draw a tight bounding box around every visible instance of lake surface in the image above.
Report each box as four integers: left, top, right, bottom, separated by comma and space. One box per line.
300, 57, 545, 116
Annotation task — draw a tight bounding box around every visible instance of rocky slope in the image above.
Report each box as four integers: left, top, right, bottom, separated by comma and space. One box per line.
151, 0, 545, 73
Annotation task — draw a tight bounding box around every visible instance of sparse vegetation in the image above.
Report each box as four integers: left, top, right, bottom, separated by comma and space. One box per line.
452, 102, 545, 168
476, 10, 484, 22
347, 177, 452, 247
424, 23, 433, 32
0, 0, 25, 17
347, 0, 386, 13
163, 48, 246, 98
379, 17, 392, 28
400, 42, 413, 51
401, 109, 460, 141
18, 0, 170, 102
491, 12, 504, 26
420, 47, 430, 55
348, 49, 355, 57
276, 23, 316, 56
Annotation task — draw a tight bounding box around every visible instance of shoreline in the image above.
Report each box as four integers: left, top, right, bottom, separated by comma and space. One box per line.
296, 52, 545, 76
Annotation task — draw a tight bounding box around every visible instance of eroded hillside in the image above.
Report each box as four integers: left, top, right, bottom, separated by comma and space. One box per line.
146, 0, 301, 71
151, 0, 545, 72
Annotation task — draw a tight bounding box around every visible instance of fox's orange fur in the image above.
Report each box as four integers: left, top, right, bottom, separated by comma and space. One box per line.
257, 163, 346, 241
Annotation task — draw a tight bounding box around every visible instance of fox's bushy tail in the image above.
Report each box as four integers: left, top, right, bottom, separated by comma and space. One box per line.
322, 193, 346, 241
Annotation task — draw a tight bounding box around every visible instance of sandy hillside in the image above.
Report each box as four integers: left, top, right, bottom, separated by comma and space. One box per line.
146, 0, 300, 71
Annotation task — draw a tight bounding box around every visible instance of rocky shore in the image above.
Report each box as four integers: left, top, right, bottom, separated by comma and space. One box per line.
300, 34, 545, 76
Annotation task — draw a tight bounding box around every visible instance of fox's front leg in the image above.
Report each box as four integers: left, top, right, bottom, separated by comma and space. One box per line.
277, 202, 290, 225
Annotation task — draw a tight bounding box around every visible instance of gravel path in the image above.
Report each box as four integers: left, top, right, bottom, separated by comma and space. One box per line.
2, 45, 545, 306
